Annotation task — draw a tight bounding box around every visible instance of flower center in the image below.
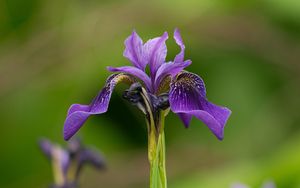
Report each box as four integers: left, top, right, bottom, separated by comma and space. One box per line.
123, 82, 170, 116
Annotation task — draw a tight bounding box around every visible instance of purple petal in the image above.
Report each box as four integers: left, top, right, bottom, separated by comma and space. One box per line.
67, 104, 90, 116
39, 138, 53, 159
174, 28, 185, 63
177, 113, 192, 128
173, 108, 230, 140
75, 148, 105, 178
143, 32, 168, 78
79, 149, 105, 169
107, 66, 152, 92
123, 31, 146, 70
154, 60, 191, 92
63, 111, 90, 141
169, 72, 231, 140
64, 74, 135, 140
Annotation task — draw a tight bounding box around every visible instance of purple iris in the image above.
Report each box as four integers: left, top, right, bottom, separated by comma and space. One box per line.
39, 138, 105, 188
64, 29, 231, 141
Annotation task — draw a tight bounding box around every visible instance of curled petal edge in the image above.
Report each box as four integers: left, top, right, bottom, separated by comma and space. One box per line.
63, 74, 136, 140
174, 104, 231, 140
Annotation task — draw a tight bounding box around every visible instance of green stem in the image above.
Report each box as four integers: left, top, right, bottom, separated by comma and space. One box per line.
148, 111, 167, 188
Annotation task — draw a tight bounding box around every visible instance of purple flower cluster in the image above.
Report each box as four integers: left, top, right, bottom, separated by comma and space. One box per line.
39, 138, 105, 188
63, 29, 231, 141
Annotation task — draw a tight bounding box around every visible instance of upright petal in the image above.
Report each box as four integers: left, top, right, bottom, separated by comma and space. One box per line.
169, 72, 231, 140
177, 113, 192, 128
154, 60, 192, 93
174, 28, 185, 63
143, 32, 168, 78
107, 66, 152, 92
64, 74, 135, 140
123, 31, 146, 70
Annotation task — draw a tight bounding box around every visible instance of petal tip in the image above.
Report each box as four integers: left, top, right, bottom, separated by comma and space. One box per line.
162, 31, 169, 39
223, 107, 232, 125
63, 134, 70, 141
63, 125, 73, 141
39, 138, 53, 157
131, 30, 139, 38
129, 29, 138, 37
184, 124, 190, 129
174, 28, 180, 35
63, 113, 88, 141
107, 66, 114, 71
177, 113, 192, 128
185, 60, 192, 66
63, 124, 78, 141
217, 133, 224, 141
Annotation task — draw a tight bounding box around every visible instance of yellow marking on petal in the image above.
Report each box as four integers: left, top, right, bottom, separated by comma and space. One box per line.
156, 75, 171, 94
114, 73, 137, 85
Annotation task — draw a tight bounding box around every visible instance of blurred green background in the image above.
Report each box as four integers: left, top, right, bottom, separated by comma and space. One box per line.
1, 0, 300, 187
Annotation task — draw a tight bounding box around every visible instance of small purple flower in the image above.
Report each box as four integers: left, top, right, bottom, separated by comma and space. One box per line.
63, 29, 231, 141
39, 138, 105, 188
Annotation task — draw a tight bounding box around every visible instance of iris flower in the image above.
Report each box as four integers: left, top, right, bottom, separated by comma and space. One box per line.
39, 138, 105, 188
63, 29, 231, 188
63, 29, 231, 141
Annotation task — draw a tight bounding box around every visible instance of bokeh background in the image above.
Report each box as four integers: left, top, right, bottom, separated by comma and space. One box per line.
1, 0, 300, 187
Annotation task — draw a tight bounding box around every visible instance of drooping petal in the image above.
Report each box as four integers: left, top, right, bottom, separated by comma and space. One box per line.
64, 74, 135, 140
173, 107, 230, 140
107, 66, 152, 92
169, 72, 231, 140
79, 149, 105, 169
123, 31, 146, 70
67, 104, 90, 116
64, 111, 90, 141
174, 28, 185, 63
177, 113, 192, 128
143, 32, 168, 78
154, 60, 191, 93
74, 148, 105, 178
